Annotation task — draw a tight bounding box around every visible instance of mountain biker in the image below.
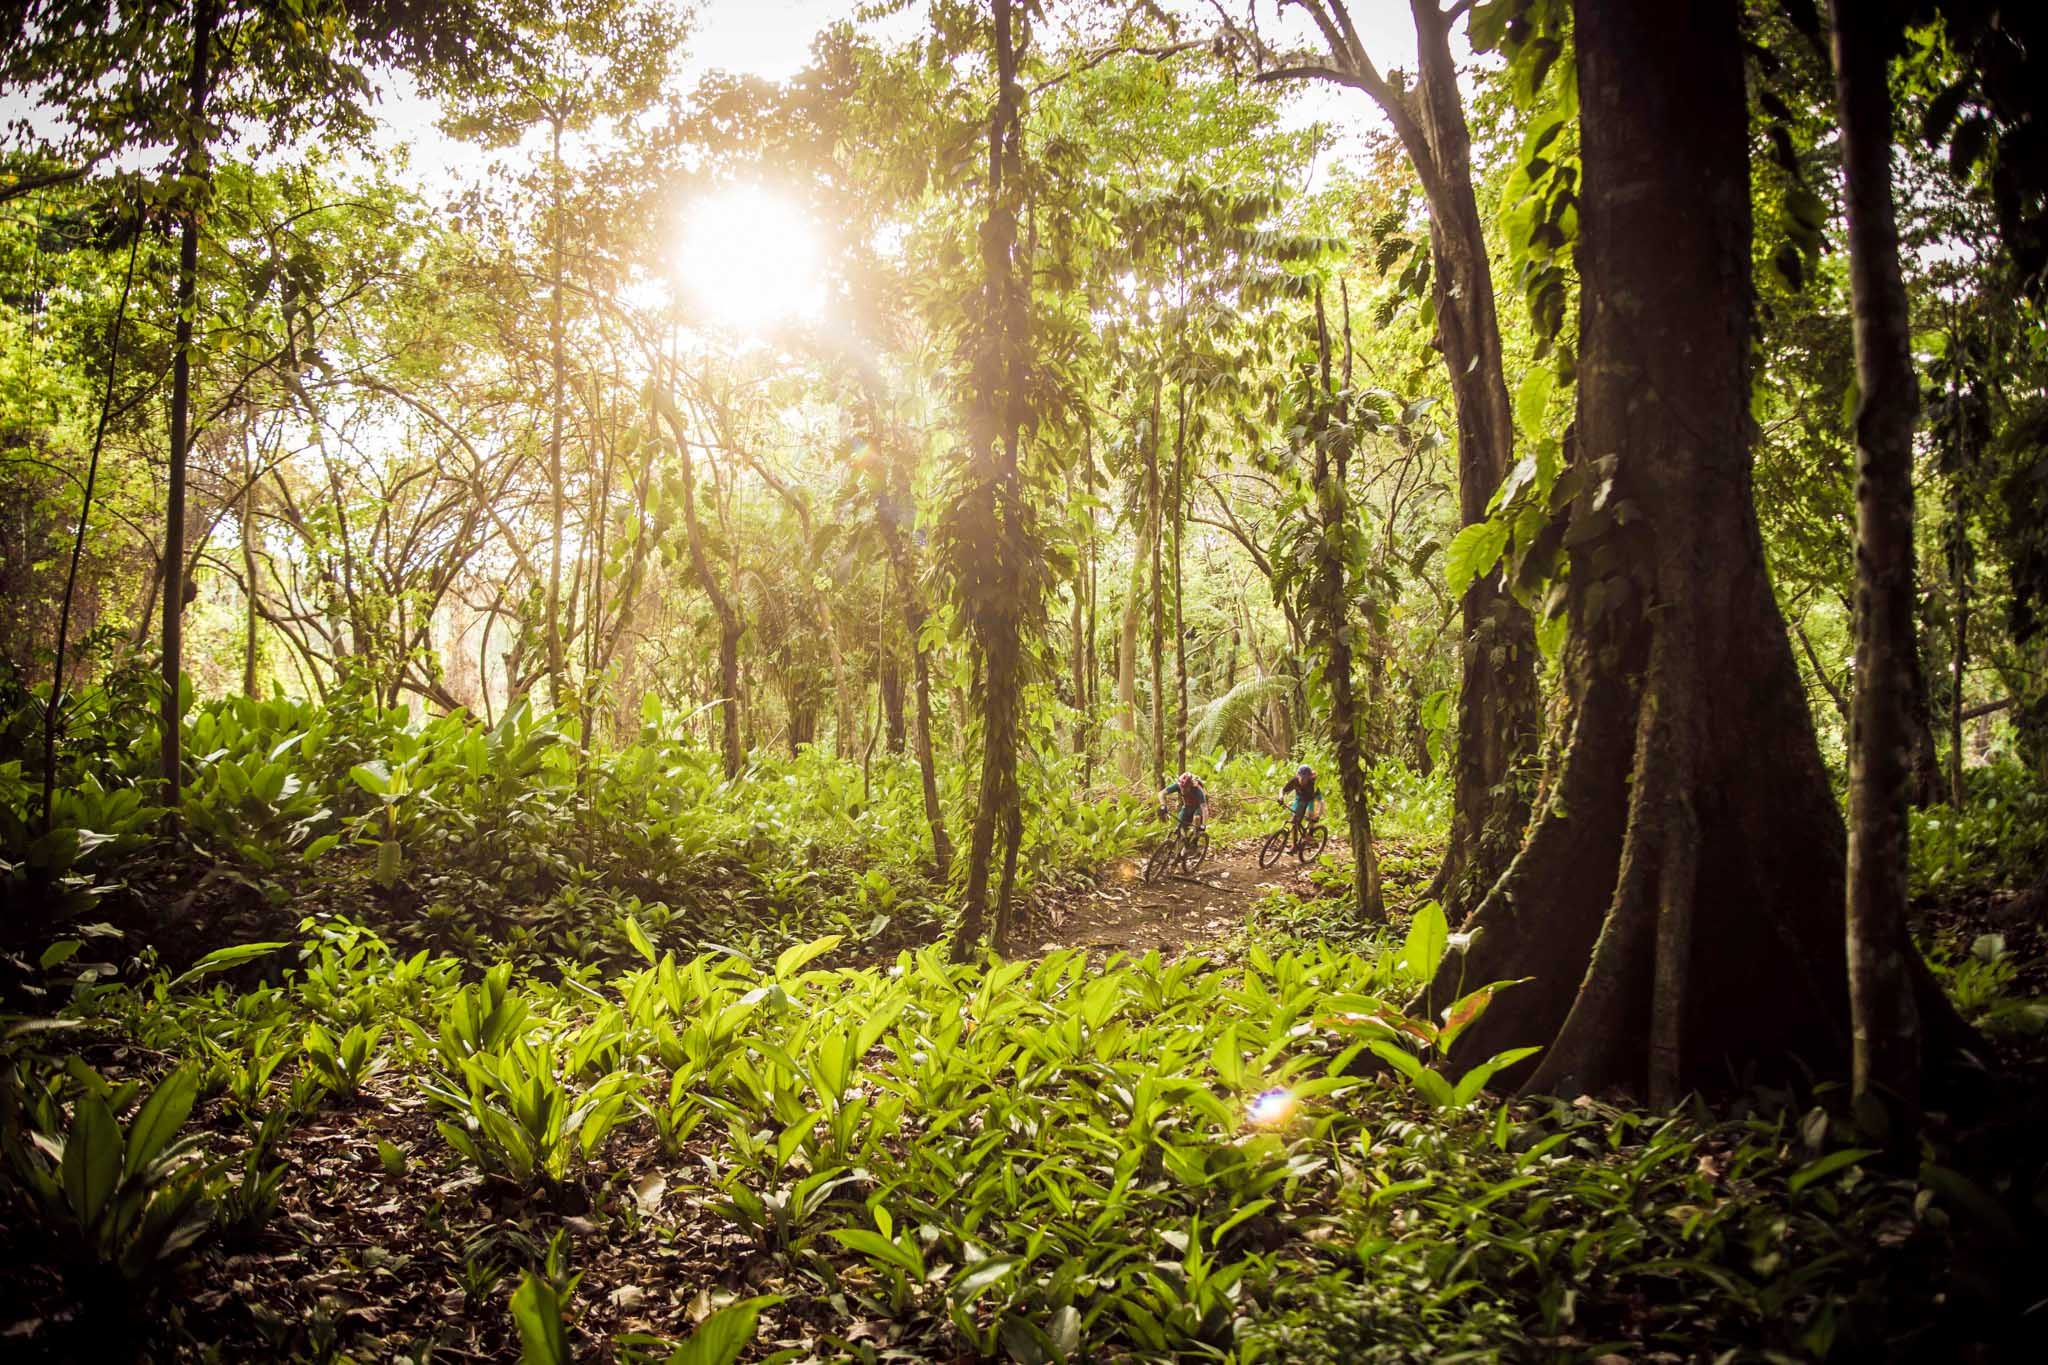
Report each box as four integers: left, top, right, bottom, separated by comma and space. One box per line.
1159, 771, 1208, 835
1279, 764, 1323, 845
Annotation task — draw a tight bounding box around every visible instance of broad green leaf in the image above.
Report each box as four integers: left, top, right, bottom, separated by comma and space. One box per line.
124, 1067, 199, 1176
168, 941, 286, 990
349, 761, 391, 797
951, 1255, 1024, 1298
1445, 519, 1510, 596
622, 916, 658, 966
827, 1227, 923, 1276
774, 935, 843, 980
1450, 1047, 1543, 1107
62, 1093, 122, 1228
510, 1271, 572, 1365
1788, 1147, 1877, 1194
1401, 901, 1450, 983
665, 1295, 782, 1365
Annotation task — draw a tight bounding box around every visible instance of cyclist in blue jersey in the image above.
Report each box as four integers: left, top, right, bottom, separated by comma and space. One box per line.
1279, 764, 1323, 845
1159, 771, 1208, 833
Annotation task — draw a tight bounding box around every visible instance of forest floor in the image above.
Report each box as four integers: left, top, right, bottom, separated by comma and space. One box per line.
1031, 836, 1320, 957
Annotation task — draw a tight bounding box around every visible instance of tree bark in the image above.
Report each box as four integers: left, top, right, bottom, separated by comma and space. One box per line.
161, 0, 216, 810
1423, 0, 1970, 1101
880, 641, 906, 754
1832, 0, 1923, 1116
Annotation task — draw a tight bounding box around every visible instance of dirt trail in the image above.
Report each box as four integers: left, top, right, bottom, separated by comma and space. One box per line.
1033, 836, 1333, 957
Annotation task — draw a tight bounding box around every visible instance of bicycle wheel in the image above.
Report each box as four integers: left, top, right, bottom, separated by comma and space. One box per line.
1143, 834, 1178, 883
1180, 829, 1211, 873
1258, 828, 1289, 869
1297, 823, 1329, 864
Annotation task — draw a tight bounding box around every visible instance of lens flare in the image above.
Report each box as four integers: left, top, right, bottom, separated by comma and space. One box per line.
1247, 1088, 1296, 1126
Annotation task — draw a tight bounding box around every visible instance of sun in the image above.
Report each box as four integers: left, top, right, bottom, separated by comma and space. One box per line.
675, 185, 824, 334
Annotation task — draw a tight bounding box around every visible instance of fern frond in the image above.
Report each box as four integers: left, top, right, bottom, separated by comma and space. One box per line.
1189, 674, 1296, 757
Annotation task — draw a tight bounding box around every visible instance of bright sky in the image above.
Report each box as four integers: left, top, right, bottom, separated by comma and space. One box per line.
364, 1, 1430, 203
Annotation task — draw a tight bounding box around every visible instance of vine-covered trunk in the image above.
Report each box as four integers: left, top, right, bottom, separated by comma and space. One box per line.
161, 0, 216, 808
1431, 0, 1969, 1101
957, 0, 1028, 956
1312, 290, 1383, 921
1832, 0, 1924, 1114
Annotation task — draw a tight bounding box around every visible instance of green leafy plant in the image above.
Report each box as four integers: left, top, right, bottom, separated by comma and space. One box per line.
0, 1064, 220, 1282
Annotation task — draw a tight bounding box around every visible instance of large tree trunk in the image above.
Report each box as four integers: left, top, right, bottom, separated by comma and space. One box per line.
1427, 0, 1964, 1103
160, 0, 216, 809
1832, 0, 1923, 1114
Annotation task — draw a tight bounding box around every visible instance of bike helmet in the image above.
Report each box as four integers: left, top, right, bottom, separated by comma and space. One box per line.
1177, 771, 1195, 786
1298, 764, 1314, 778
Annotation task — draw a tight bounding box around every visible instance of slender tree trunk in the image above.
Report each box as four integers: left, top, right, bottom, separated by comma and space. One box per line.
1117, 488, 1153, 782
1172, 386, 1189, 774
161, 0, 216, 811
1950, 503, 1970, 808
957, 0, 1028, 957
1312, 288, 1384, 920
1148, 377, 1165, 786
1410, 7, 1542, 918
905, 598, 952, 879
241, 426, 260, 697
1425, 0, 1972, 1101
545, 114, 567, 713
1907, 639, 1943, 805
1833, 0, 1923, 1116
652, 385, 742, 778
880, 642, 906, 754
1269, 2, 1540, 915
43, 216, 141, 836
869, 397, 954, 877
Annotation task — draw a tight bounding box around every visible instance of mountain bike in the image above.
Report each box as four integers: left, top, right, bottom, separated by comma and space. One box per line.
1143, 813, 1211, 883
1258, 798, 1329, 869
